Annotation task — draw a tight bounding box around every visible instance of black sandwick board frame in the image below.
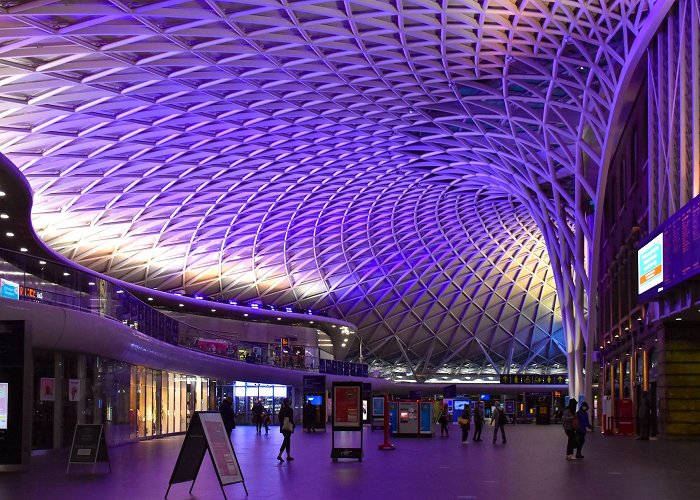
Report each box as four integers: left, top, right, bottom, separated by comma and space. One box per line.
165, 411, 247, 499
66, 424, 111, 473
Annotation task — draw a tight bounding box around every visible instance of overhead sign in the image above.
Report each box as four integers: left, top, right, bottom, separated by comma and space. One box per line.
499, 374, 566, 385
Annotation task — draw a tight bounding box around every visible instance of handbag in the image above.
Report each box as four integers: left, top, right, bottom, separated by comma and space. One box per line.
282, 417, 294, 433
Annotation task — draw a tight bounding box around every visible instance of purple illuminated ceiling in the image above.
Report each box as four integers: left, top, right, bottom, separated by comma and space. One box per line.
0, 0, 654, 381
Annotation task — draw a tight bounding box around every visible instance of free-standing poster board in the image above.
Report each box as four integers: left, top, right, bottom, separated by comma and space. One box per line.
165, 411, 247, 499
331, 382, 363, 461
67, 424, 111, 473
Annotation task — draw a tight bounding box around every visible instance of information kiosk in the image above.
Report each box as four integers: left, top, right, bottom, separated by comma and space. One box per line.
166, 411, 247, 499
0, 320, 32, 472
331, 382, 363, 462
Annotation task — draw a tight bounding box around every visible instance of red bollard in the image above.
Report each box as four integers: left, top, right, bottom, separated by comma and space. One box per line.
378, 394, 396, 450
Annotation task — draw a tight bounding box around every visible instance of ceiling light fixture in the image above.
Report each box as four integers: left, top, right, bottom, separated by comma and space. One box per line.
6, 232, 14, 237
39, 260, 46, 265
0, 213, 8, 219
20, 247, 27, 252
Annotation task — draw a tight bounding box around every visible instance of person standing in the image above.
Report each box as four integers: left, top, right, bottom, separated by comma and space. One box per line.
252, 399, 264, 435
437, 403, 450, 437
637, 392, 651, 440
303, 400, 316, 433
575, 401, 592, 458
277, 398, 295, 463
472, 401, 485, 441
458, 406, 471, 444
491, 401, 507, 444
562, 398, 579, 461
219, 396, 236, 439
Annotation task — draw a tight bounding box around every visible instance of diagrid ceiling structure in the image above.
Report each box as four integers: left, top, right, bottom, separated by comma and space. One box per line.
0, 0, 655, 381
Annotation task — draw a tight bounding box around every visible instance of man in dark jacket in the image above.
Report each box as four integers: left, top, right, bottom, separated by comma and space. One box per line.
472, 401, 485, 441
252, 399, 264, 435
219, 396, 236, 438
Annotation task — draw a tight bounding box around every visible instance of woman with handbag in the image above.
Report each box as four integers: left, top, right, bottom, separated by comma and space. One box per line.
458, 406, 471, 444
277, 398, 295, 462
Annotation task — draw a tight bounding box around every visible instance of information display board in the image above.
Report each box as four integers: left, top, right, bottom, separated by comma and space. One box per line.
330, 382, 363, 461
638, 193, 700, 300
419, 401, 433, 434
332, 384, 362, 430
166, 411, 246, 499
372, 397, 385, 418
67, 424, 110, 472
500, 374, 566, 385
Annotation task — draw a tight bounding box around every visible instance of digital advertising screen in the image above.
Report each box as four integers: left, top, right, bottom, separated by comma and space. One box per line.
637, 193, 700, 300
0, 382, 8, 430
332, 383, 362, 430
305, 395, 322, 406
453, 400, 470, 411
638, 233, 664, 295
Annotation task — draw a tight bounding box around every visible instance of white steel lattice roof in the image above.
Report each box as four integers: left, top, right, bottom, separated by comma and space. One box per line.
0, 0, 654, 380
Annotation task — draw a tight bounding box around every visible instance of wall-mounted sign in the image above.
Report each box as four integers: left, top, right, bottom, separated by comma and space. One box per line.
40, 378, 55, 401
499, 374, 566, 385
0, 279, 19, 300
69, 379, 80, 402
0, 382, 8, 430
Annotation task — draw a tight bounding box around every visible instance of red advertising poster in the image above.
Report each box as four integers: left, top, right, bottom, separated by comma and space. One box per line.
199, 413, 242, 485
40, 377, 55, 401
333, 385, 361, 429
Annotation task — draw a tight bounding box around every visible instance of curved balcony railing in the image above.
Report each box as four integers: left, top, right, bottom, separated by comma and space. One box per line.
0, 247, 364, 374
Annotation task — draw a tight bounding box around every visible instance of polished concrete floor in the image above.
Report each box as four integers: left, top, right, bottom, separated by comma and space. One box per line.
1, 423, 698, 500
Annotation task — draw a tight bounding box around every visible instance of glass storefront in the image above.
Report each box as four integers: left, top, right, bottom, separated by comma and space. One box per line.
31, 350, 215, 449
217, 381, 291, 426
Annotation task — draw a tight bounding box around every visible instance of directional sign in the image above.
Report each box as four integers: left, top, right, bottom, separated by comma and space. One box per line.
499, 374, 566, 385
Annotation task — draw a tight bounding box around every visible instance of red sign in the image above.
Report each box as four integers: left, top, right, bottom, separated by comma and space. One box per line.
333, 385, 361, 429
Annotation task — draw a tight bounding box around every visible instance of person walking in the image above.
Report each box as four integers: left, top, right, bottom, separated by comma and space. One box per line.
252, 399, 264, 435
437, 403, 450, 437
261, 408, 270, 435
458, 406, 471, 444
575, 401, 592, 458
562, 398, 579, 461
277, 398, 295, 462
472, 401, 485, 441
219, 396, 236, 439
491, 401, 507, 444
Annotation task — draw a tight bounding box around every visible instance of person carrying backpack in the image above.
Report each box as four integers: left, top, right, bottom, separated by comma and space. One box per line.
491, 401, 507, 444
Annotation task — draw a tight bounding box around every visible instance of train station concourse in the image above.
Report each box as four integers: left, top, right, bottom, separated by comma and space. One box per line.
1, 0, 699, 498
